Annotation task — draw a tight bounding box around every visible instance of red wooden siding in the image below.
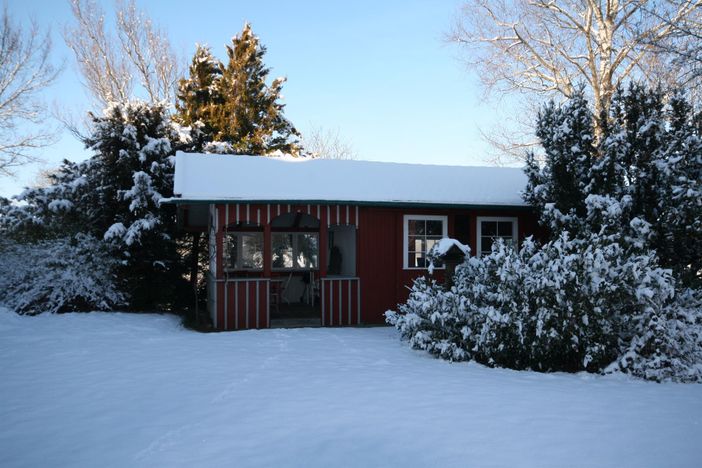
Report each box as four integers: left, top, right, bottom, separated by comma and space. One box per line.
214, 279, 269, 330
214, 203, 358, 231
207, 202, 540, 330
356, 206, 540, 324
357, 209, 398, 324
320, 278, 361, 326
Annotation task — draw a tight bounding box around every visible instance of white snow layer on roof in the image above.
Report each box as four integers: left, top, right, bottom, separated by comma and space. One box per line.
171, 151, 529, 206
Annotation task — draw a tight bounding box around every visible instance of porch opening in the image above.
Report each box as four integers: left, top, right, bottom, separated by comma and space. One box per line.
328, 224, 356, 277
214, 204, 362, 330
269, 212, 322, 327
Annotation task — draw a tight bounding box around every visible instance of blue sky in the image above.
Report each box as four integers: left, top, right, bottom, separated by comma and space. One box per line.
2, 0, 504, 197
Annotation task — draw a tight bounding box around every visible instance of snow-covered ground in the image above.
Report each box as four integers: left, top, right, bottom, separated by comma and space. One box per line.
1, 309, 701, 468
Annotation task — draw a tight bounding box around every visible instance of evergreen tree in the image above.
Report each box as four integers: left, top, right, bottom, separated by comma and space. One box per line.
656, 91, 702, 286
524, 90, 595, 232
525, 84, 702, 287
0, 102, 189, 310
175, 44, 223, 149
216, 23, 300, 154
175, 23, 301, 155
83, 102, 188, 309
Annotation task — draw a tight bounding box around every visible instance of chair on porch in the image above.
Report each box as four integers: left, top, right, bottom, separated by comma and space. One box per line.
300, 271, 319, 307
270, 272, 293, 312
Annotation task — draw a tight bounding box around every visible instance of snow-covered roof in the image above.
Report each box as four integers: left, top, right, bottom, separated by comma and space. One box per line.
168, 151, 529, 207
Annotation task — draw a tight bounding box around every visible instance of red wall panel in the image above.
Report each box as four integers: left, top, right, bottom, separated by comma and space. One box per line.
357, 206, 540, 324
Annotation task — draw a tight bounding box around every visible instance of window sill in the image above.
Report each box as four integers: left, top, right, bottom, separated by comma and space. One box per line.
403, 267, 446, 271
271, 268, 319, 272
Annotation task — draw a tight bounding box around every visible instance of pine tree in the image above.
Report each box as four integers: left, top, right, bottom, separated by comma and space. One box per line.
213, 23, 300, 155
85, 102, 188, 309
175, 24, 302, 156
175, 44, 223, 149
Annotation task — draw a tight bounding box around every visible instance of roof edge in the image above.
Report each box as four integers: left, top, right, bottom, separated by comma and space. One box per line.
161, 198, 533, 211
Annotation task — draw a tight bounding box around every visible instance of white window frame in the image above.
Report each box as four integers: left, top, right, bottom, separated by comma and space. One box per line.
224, 231, 264, 271
271, 231, 320, 271
476, 216, 519, 258
403, 214, 448, 270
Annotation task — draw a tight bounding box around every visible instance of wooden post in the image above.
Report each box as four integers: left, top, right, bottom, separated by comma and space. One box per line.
319, 205, 328, 278
263, 218, 272, 278
216, 204, 224, 280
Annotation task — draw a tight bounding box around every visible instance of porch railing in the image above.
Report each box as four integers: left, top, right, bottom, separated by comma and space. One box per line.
320, 277, 361, 326
212, 278, 270, 330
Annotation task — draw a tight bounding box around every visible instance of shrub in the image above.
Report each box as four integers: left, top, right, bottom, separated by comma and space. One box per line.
387, 197, 702, 382
0, 235, 126, 315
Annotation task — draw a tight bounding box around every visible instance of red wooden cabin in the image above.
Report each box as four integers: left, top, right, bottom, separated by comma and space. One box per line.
165, 152, 539, 330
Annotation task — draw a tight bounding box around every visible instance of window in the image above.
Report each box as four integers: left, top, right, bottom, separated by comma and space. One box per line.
477, 217, 518, 257
272, 233, 319, 270
224, 232, 264, 270
403, 215, 448, 269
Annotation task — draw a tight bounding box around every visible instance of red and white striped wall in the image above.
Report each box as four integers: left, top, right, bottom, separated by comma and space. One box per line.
320, 277, 361, 326
215, 203, 360, 228
212, 278, 270, 331
208, 203, 362, 331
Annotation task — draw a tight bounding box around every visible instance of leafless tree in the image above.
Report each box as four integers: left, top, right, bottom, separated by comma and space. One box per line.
64, 0, 180, 109
303, 126, 357, 160
642, 5, 702, 100
116, 0, 180, 104
450, 0, 702, 158
0, 7, 60, 177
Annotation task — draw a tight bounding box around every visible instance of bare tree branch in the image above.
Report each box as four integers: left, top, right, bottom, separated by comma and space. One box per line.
115, 0, 180, 105
64, 0, 181, 110
303, 126, 357, 160
64, 0, 131, 108
0, 6, 60, 177
449, 0, 702, 160
640, 2, 702, 100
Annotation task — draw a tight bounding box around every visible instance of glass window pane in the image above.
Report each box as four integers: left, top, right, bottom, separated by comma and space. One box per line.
426, 238, 439, 253
225, 234, 238, 269
481, 236, 493, 254
272, 233, 293, 269
225, 233, 263, 270
405, 217, 448, 268
408, 251, 424, 268
481, 221, 497, 236
408, 220, 425, 235
241, 233, 263, 269
408, 236, 425, 253
295, 233, 319, 269
498, 221, 513, 237
426, 220, 443, 235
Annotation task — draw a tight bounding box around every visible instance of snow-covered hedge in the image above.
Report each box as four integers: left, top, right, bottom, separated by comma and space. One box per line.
0, 235, 125, 315
387, 198, 702, 383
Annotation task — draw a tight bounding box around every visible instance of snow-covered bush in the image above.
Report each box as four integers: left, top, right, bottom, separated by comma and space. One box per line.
612, 287, 702, 382
387, 196, 702, 382
386, 276, 468, 361
0, 235, 125, 315
526, 84, 702, 288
